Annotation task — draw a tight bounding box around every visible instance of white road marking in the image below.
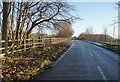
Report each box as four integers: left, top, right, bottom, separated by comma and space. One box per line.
52, 42, 73, 67
98, 66, 107, 80
88, 49, 93, 56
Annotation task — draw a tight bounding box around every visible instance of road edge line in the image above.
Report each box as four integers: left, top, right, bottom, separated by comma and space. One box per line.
52, 40, 73, 67
98, 66, 107, 81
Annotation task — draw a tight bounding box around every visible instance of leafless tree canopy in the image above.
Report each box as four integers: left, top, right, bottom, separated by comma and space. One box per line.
103, 26, 108, 42
1, 1, 77, 49
54, 20, 74, 38
0, 0, 78, 55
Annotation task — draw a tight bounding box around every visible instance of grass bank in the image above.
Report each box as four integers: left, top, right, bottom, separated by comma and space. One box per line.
2, 40, 71, 81
90, 41, 120, 54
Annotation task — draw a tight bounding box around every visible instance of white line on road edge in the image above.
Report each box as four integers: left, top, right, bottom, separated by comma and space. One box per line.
52, 41, 73, 67
88, 49, 93, 56
98, 66, 107, 80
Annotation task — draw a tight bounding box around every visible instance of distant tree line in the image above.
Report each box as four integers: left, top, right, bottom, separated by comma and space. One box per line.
78, 26, 114, 43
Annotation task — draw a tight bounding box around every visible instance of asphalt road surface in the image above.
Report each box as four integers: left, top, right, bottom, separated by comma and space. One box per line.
35, 40, 118, 80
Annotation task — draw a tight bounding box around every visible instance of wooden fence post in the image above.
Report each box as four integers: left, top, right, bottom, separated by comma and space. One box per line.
33, 39, 35, 48
12, 40, 15, 54
24, 39, 26, 52
39, 38, 41, 46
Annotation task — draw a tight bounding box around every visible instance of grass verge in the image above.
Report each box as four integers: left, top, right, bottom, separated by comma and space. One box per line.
2, 40, 71, 81
90, 41, 120, 54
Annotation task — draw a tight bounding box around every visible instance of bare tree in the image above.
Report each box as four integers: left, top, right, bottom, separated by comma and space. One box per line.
85, 26, 94, 41
118, 1, 120, 40
103, 26, 108, 42
3, 1, 76, 40
0, 1, 77, 53
54, 20, 74, 38
117, 1, 120, 53
113, 26, 115, 40
2, 2, 9, 54
25, 1, 76, 38
85, 26, 93, 35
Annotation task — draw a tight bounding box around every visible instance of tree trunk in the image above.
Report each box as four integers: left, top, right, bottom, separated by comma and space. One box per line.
11, 2, 15, 40
2, 2, 9, 54
15, 3, 22, 40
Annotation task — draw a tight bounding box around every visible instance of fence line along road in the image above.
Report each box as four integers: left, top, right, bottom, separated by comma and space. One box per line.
0, 38, 67, 58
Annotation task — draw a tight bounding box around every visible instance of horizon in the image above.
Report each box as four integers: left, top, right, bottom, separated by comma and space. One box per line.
69, 2, 118, 38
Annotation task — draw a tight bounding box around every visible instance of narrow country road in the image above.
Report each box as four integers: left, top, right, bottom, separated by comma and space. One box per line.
35, 40, 118, 80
